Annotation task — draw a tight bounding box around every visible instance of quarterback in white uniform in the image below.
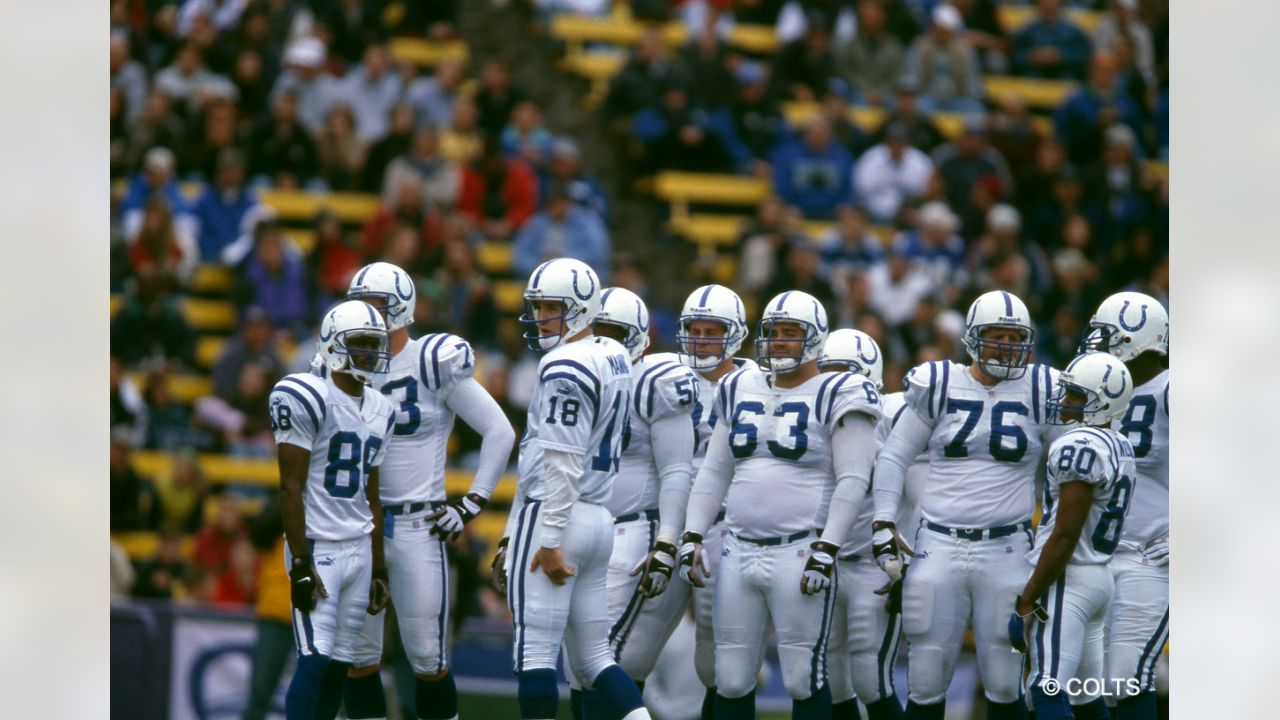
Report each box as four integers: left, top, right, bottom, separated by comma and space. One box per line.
272, 301, 395, 720
817, 329, 910, 720
1009, 351, 1137, 720
339, 263, 516, 720
872, 290, 1060, 720
492, 259, 652, 720
680, 290, 882, 719
1083, 292, 1169, 720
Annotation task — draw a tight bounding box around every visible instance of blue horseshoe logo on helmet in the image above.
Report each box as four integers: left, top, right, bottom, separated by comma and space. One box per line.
571, 268, 595, 301
320, 322, 334, 342
393, 271, 414, 301
1101, 364, 1127, 399
813, 301, 829, 332
859, 336, 880, 365
1118, 301, 1147, 332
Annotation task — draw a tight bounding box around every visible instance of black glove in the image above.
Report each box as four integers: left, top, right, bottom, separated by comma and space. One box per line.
631, 540, 678, 598
801, 540, 839, 595
678, 531, 709, 587
491, 537, 510, 595
1008, 594, 1050, 653
426, 493, 488, 543
871, 520, 911, 582
289, 555, 327, 612
367, 568, 390, 615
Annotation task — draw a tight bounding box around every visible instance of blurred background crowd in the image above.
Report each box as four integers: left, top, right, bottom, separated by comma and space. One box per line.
109, 0, 1168, 634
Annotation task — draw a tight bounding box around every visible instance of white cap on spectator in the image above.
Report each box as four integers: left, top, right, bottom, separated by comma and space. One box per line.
552, 137, 581, 159
932, 4, 964, 32
920, 201, 958, 231
988, 203, 1021, 233
144, 146, 176, 174
284, 36, 326, 69
1105, 123, 1136, 149
1116, 0, 1138, 10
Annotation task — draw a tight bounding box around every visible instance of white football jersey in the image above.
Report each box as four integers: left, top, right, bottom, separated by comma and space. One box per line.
690, 358, 758, 472
1112, 369, 1169, 549
1029, 427, 1137, 566
715, 366, 883, 538
270, 373, 395, 541
843, 390, 926, 557
904, 360, 1060, 528
518, 336, 633, 507
369, 332, 475, 504
607, 352, 699, 518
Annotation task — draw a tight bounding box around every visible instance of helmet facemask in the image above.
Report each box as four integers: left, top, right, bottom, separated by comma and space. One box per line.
755, 319, 822, 375
677, 316, 741, 371
965, 324, 1035, 380
520, 298, 584, 352
330, 329, 390, 383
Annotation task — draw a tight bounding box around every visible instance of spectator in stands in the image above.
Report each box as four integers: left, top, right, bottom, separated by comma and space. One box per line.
834, 0, 905, 107
363, 172, 445, 261
1087, 123, 1150, 239
820, 203, 884, 283
1053, 49, 1143, 166
900, 4, 986, 114
966, 203, 1053, 300
315, 0, 380, 64
361, 102, 416, 192
1026, 164, 1106, 251
632, 77, 736, 174
316, 102, 367, 191
124, 91, 188, 173
545, 138, 609, 220
872, 83, 947, 151
475, 59, 526, 138
382, 125, 462, 209
737, 196, 807, 298
212, 305, 284, 401
951, 0, 1009, 73
1015, 136, 1067, 214
177, 0, 248, 36
1092, 0, 1155, 88
111, 538, 135, 599
151, 448, 208, 533
111, 354, 149, 449
430, 236, 499, 346
406, 57, 465, 130
143, 370, 206, 451
775, 1, 857, 45
193, 494, 247, 573
197, 360, 276, 455
339, 43, 401, 143
248, 89, 319, 189
233, 217, 313, 338
986, 94, 1041, 180
723, 61, 785, 174
771, 10, 839, 102
931, 116, 1014, 229
763, 238, 839, 314
270, 35, 338, 135
513, 183, 611, 281
112, 31, 149, 126
603, 28, 675, 126
185, 10, 236, 76
111, 89, 132, 180
212, 538, 259, 606
679, 24, 737, 111
894, 201, 967, 298
307, 210, 363, 296
129, 197, 198, 288
132, 532, 188, 600
179, 97, 242, 181
501, 100, 556, 170
230, 47, 271, 121
120, 146, 197, 244
771, 115, 854, 220
154, 42, 238, 116
866, 242, 938, 329
193, 148, 258, 262
110, 428, 159, 532
459, 138, 539, 241
111, 269, 198, 367
854, 121, 934, 223
1011, 0, 1092, 81
382, 225, 427, 276
441, 96, 484, 165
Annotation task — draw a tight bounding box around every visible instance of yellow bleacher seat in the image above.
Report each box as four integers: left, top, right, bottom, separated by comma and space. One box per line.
984, 75, 1076, 111
669, 213, 893, 253
475, 242, 513, 275
728, 24, 779, 55
182, 298, 237, 332
997, 5, 1103, 34
289, 228, 317, 254
191, 265, 234, 295
558, 50, 627, 107
111, 294, 124, 317
386, 38, 468, 68
494, 280, 525, 314
552, 14, 779, 55
259, 189, 382, 224
653, 172, 769, 220
113, 532, 195, 560
127, 372, 214, 403
782, 101, 1054, 140
196, 336, 225, 368
1143, 159, 1168, 182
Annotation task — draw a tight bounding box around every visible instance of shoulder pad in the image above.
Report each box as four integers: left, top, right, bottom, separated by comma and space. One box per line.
540, 351, 605, 417
716, 365, 756, 418
271, 374, 329, 427
418, 333, 476, 394
903, 360, 952, 421
817, 371, 883, 429
634, 357, 698, 420
1027, 363, 1058, 424
1049, 428, 1122, 486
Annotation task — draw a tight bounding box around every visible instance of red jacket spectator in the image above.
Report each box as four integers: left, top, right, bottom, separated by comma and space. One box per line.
458, 145, 538, 239
192, 497, 247, 572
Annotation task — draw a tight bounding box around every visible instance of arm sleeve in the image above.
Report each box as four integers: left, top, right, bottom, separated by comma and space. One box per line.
651, 412, 695, 545
446, 377, 516, 500
872, 406, 933, 523
684, 420, 734, 536
537, 448, 586, 549
819, 413, 878, 548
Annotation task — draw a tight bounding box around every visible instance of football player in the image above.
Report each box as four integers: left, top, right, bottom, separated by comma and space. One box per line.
272, 300, 396, 720
1083, 292, 1169, 720
341, 262, 516, 720
679, 290, 882, 718
872, 290, 1060, 720
492, 258, 652, 720
1009, 351, 1136, 720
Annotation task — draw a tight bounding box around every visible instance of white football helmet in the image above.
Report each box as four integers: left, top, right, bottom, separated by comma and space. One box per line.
963, 290, 1035, 380
317, 300, 391, 383
346, 261, 416, 331
1081, 291, 1168, 362
519, 258, 602, 351
677, 284, 748, 371
818, 328, 884, 389
594, 287, 651, 362
1048, 351, 1133, 426
755, 290, 830, 373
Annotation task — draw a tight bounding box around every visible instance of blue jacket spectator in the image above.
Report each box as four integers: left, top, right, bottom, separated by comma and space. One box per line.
633, 81, 736, 174
770, 116, 854, 220
233, 219, 313, 338
120, 147, 197, 243
192, 149, 259, 262
893, 201, 968, 291
513, 186, 611, 282
544, 138, 610, 221
1011, 0, 1093, 80
1054, 50, 1144, 166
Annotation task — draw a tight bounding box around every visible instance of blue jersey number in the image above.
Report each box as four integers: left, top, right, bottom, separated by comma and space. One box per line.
545, 396, 581, 426
729, 400, 810, 460
381, 377, 421, 436
944, 399, 1029, 462
692, 399, 718, 452
1090, 475, 1133, 555
323, 432, 382, 498
591, 391, 628, 472
1118, 395, 1156, 458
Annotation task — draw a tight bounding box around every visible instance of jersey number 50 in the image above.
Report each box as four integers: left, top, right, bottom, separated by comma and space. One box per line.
324, 432, 383, 498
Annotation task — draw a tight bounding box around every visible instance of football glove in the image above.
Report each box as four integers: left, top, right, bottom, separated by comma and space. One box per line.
367, 568, 390, 615
871, 521, 912, 582
1008, 595, 1049, 654
426, 493, 488, 543
631, 540, 678, 598
678, 531, 710, 588
800, 540, 839, 595
1141, 536, 1169, 568
491, 537, 509, 595
289, 555, 327, 612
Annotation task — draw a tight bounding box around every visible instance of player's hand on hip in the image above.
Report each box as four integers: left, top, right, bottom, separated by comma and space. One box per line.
1009, 594, 1049, 654
426, 493, 488, 543
289, 555, 327, 612
530, 546, 576, 586
631, 540, 678, 598
678, 531, 711, 588
800, 540, 839, 595
1141, 535, 1169, 567
490, 537, 509, 595
367, 568, 390, 615
871, 521, 914, 582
